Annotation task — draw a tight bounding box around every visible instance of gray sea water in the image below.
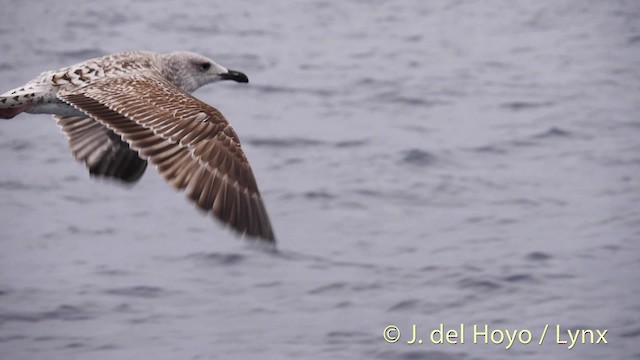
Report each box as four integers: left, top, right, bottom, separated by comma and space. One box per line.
1, 0, 639, 359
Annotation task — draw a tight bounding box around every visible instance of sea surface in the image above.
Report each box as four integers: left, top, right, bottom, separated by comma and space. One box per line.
0, 1, 639, 359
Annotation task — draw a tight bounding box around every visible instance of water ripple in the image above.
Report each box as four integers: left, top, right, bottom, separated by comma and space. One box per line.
525, 252, 553, 261
402, 149, 437, 167
0, 305, 95, 324
104, 286, 171, 299
500, 101, 555, 111
246, 137, 326, 148
185, 252, 246, 266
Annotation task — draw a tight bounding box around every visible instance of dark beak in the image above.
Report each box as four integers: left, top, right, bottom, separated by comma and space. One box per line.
220, 69, 249, 83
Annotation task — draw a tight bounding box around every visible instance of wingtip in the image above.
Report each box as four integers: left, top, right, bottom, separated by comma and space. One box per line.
258, 221, 276, 245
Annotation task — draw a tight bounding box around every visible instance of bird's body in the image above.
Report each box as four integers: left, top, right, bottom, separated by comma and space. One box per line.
2, 51, 154, 118
0, 51, 275, 243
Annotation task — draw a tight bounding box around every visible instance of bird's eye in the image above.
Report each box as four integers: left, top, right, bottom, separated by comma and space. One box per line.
200, 62, 211, 71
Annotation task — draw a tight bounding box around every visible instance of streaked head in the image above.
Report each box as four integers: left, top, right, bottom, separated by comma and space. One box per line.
158, 51, 248, 93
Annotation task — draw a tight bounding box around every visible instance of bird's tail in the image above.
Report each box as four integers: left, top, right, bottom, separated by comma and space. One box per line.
0, 86, 38, 119
0, 102, 33, 119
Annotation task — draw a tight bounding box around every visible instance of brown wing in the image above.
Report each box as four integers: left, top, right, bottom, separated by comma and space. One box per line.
57, 72, 275, 242
55, 115, 148, 183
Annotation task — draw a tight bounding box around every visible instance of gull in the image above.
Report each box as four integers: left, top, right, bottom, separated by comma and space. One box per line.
0, 51, 275, 243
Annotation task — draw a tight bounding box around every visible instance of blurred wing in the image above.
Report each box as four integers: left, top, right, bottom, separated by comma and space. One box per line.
57, 72, 275, 242
55, 115, 148, 183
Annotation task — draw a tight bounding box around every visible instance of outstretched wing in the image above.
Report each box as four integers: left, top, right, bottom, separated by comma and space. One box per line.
57, 72, 275, 242
55, 115, 148, 183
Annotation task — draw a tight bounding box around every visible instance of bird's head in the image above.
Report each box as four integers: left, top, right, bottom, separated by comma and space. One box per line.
158, 51, 248, 93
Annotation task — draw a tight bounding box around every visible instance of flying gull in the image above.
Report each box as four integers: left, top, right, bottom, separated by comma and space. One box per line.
0, 51, 275, 243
